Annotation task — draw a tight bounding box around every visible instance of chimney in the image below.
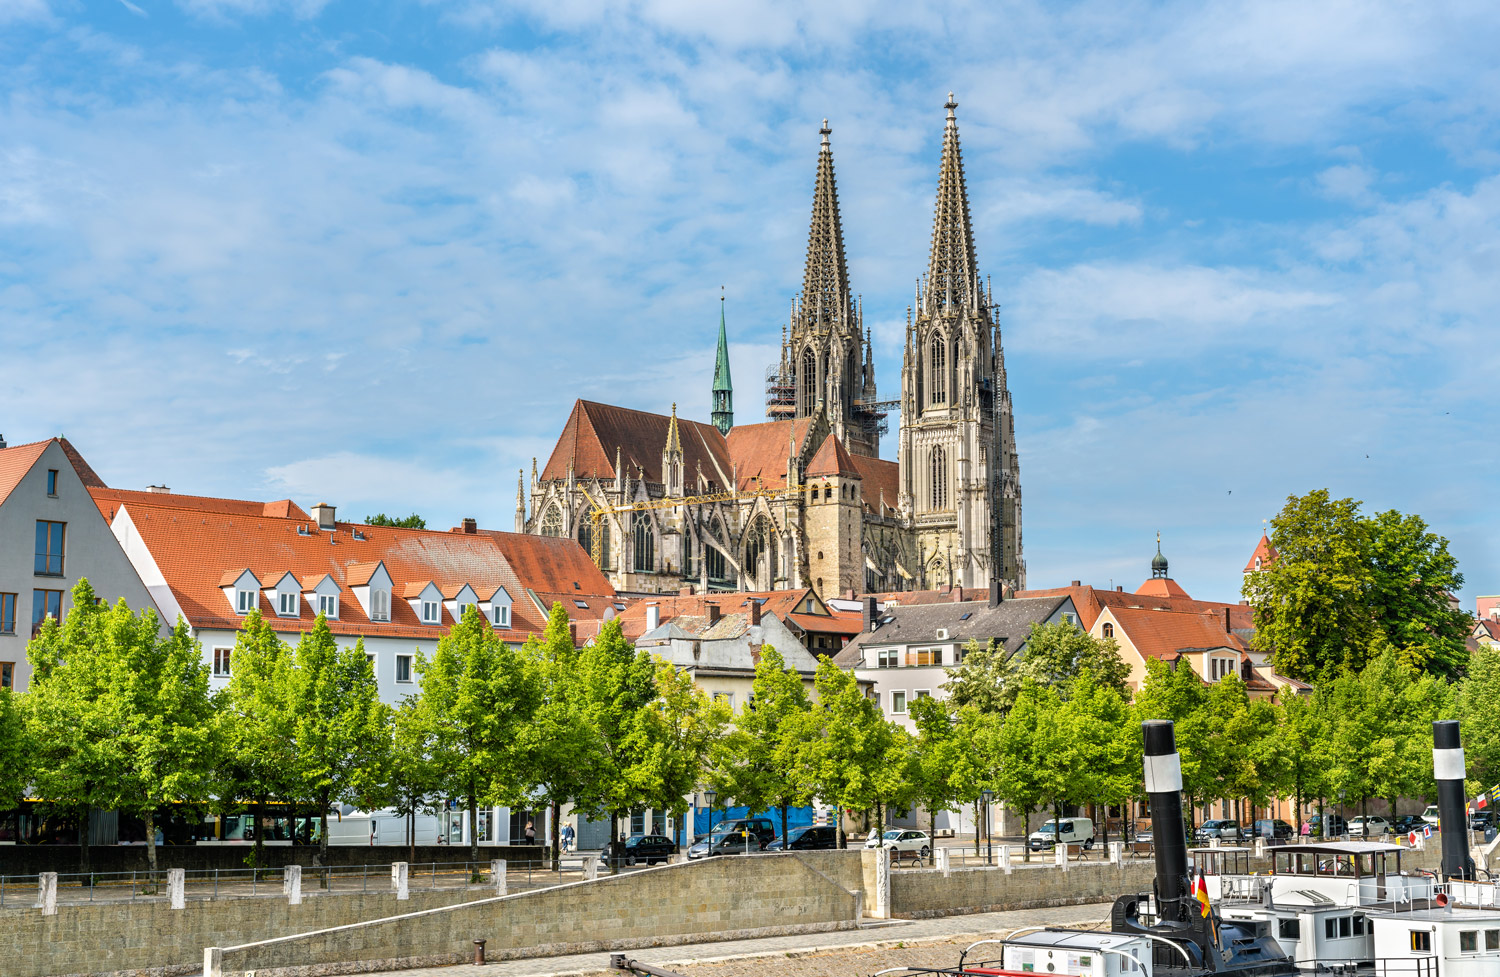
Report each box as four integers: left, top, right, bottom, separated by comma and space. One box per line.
679, 585, 695, 596
1070, 579, 1081, 587
843, 588, 856, 601
951, 585, 964, 603
863, 596, 879, 631
568, 622, 578, 646
461, 517, 477, 534
749, 600, 761, 626
1116, 585, 1124, 592
707, 603, 721, 625
147, 484, 171, 494
311, 503, 337, 531
645, 604, 660, 631
0, 434, 6, 449
1225, 607, 1232, 633
989, 580, 1001, 607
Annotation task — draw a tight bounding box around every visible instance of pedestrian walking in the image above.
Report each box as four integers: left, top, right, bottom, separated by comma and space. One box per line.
561, 823, 575, 852
525, 821, 536, 845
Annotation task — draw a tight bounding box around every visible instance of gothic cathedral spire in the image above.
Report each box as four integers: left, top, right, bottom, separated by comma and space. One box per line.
711, 291, 734, 435
785, 119, 880, 457
898, 93, 1023, 593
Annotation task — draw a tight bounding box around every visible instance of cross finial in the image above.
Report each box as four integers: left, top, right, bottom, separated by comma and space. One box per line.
820, 118, 831, 146
945, 92, 957, 119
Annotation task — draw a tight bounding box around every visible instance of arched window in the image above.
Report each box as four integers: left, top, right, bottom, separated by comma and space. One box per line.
930, 446, 947, 510
745, 530, 764, 587
540, 506, 564, 537
706, 545, 726, 581
800, 348, 817, 412
929, 336, 946, 404
1102, 622, 1114, 638
632, 512, 654, 572
683, 532, 694, 576
846, 349, 858, 409
578, 520, 609, 569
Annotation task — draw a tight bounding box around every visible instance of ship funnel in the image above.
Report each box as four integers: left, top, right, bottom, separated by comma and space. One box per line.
1144, 720, 1191, 923
1433, 720, 1476, 881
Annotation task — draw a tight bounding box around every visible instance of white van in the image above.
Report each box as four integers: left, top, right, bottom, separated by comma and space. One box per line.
1028, 817, 1095, 851
324, 808, 441, 847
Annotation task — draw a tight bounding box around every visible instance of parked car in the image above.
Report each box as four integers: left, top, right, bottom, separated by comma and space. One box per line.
1250, 819, 1295, 840
1391, 815, 1424, 835
1028, 817, 1095, 851
603, 834, 677, 866
710, 817, 776, 848
764, 825, 838, 852
1348, 815, 1392, 837
1471, 812, 1496, 831
1304, 814, 1348, 837
864, 829, 932, 857
1196, 819, 1241, 842
1420, 805, 1442, 826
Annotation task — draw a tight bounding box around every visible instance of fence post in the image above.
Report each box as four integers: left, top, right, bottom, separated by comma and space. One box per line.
873, 848, 891, 919
583, 856, 598, 881
1109, 841, 1124, 865
285, 865, 302, 906
391, 861, 409, 901
998, 844, 1013, 874
203, 947, 223, 977
1055, 844, 1069, 872
492, 859, 507, 896
169, 868, 185, 910
39, 873, 57, 916
936, 847, 951, 877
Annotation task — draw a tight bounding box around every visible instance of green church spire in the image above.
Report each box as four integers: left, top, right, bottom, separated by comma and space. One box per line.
712, 290, 734, 435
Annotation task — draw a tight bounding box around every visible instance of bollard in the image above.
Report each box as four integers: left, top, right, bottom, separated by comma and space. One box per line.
1255, 837, 1267, 858
203, 947, 223, 977
473, 939, 487, 965
998, 844, 1013, 874
39, 872, 57, 916
1055, 844, 1068, 872
1210, 837, 1221, 849
285, 865, 302, 906
936, 847, 951, 877
583, 855, 598, 881
1109, 841, 1124, 865
391, 861, 409, 901
873, 847, 891, 919
491, 859, 507, 896
169, 868, 186, 910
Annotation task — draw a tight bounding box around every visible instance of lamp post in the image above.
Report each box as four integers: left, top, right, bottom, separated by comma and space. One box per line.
981, 790, 995, 865
705, 790, 717, 847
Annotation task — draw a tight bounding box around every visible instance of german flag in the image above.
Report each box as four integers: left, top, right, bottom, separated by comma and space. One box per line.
1194, 867, 1212, 918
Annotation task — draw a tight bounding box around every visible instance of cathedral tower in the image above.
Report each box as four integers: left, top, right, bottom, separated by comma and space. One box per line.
711, 294, 734, 435
782, 120, 880, 457
898, 94, 1023, 592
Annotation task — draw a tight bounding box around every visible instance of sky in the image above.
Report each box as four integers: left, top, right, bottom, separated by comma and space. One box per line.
1, 0, 1497, 608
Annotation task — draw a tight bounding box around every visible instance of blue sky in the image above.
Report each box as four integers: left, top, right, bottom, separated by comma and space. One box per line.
2, 0, 1496, 607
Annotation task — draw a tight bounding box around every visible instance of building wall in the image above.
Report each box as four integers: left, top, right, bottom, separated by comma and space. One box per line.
0, 443, 160, 692
804, 478, 862, 598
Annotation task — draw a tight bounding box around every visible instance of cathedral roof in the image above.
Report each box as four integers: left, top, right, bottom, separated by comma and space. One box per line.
725, 417, 815, 490
923, 94, 981, 317
540, 400, 731, 487
848, 453, 899, 516
805, 432, 861, 479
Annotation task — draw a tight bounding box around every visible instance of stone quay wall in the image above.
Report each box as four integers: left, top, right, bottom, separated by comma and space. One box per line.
0, 844, 550, 876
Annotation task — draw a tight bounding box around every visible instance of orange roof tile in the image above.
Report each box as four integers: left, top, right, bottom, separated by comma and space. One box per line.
467, 528, 617, 597
614, 589, 815, 641
0, 439, 53, 505
1107, 605, 1248, 662
725, 418, 813, 490
541, 400, 731, 486
1012, 583, 1255, 633
805, 433, 860, 479
218, 568, 255, 587
788, 612, 863, 635
1244, 533, 1279, 573
92, 486, 311, 524
344, 561, 382, 587
58, 438, 106, 489
849, 454, 899, 515
1136, 577, 1191, 599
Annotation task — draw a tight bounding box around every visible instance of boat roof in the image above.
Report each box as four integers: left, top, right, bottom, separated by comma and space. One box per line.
1367, 907, 1500, 922
1266, 841, 1403, 854
1013, 931, 1148, 949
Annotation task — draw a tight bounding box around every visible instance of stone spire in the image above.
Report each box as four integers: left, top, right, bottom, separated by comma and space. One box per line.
800, 119, 853, 333
514, 468, 526, 533
924, 93, 979, 317
711, 290, 734, 435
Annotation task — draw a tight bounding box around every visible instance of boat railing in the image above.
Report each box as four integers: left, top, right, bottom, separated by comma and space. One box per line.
1218, 875, 1270, 906
1370, 956, 1439, 977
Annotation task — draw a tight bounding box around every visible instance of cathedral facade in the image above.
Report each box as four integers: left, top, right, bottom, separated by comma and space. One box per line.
521, 97, 1023, 598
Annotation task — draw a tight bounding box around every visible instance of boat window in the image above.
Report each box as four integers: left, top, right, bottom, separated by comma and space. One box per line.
1340, 917, 1352, 938
1461, 932, 1478, 954
1356, 854, 1374, 876
1487, 930, 1499, 952
1411, 931, 1433, 954
1279, 919, 1301, 940
1353, 916, 1367, 936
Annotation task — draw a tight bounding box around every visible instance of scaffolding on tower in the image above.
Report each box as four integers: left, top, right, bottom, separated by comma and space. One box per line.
764, 364, 795, 420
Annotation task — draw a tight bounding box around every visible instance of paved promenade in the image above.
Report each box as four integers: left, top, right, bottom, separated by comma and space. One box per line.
381, 901, 1113, 977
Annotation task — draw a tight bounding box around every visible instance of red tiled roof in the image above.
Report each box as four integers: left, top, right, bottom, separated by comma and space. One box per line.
467, 528, 616, 598
344, 562, 382, 587
541, 400, 731, 486
849, 454, 899, 515
1107, 605, 1248, 662
805, 433, 860, 479
59, 438, 106, 489
726, 418, 814, 490
1013, 584, 1255, 633
1477, 619, 1500, 641
788, 612, 863, 635
0, 439, 52, 505
92, 486, 311, 524
614, 588, 817, 641
1136, 577, 1191, 599
114, 500, 607, 641
1244, 533, 1279, 573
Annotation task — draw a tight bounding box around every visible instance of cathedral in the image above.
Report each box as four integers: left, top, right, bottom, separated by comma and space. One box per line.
521, 96, 1024, 598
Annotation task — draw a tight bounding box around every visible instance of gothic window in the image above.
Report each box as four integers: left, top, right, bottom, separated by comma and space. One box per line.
632, 513, 654, 572
929, 336, 946, 405
683, 532, 693, 576
578, 520, 610, 569
846, 350, 858, 410
706, 544, 726, 581
930, 446, 947, 510
800, 348, 817, 412
745, 517, 774, 588
540, 506, 564, 537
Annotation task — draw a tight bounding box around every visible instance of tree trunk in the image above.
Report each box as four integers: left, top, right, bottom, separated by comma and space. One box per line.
1021, 806, 1032, 863
253, 795, 266, 875
79, 804, 91, 876
836, 808, 845, 850
319, 792, 331, 868
1099, 800, 1108, 846
973, 800, 981, 857
408, 793, 416, 864
550, 800, 561, 872
779, 801, 789, 850
467, 779, 480, 864
609, 810, 620, 875
145, 808, 159, 881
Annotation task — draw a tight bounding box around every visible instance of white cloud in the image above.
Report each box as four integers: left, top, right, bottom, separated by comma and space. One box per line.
0, 0, 49, 23
175, 0, 329, 18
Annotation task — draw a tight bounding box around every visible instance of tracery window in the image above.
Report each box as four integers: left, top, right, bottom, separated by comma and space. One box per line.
930, 446, 947, 510
929, 336, 946, 405
800, 348, 817, 411
632, 512, 654, 572
540, 506, 564, 537
706, 544, 726, 581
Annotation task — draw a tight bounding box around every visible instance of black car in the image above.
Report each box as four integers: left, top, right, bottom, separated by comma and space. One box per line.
1391, 814, 1424, 835
1251, 819, 1295, 840
764, 825, 838, 851
603, 834, 677, 866
1471, 812, 1496, 831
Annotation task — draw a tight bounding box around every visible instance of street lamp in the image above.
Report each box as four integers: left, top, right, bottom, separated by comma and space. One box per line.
980, 790, 995, 865
705, 790, 717, 838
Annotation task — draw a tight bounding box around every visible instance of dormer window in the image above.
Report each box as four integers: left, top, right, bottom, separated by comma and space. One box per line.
279, 591, 299, 616
422, 600, 439, 624
492, 604, 509, 627
237, 589, 258, 614
318, 594, 339, 619
370, 589, 389, 622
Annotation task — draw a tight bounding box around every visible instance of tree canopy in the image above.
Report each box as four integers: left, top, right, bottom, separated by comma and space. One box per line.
362, 513, 427, 529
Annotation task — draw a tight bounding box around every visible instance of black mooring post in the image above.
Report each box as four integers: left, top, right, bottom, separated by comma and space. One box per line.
1144, 720, 1190, 923
1433, 720, 1476, 881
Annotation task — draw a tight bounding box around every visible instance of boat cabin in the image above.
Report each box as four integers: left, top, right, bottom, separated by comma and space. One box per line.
1265, 842, 1433, 907
1369, 907, 1500, 977
984, 931, 1155, 977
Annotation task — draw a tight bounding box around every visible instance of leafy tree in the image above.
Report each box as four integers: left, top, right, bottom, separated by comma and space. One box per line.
1200, 673, 1278, 824
1247, 490, 1469, 682
988, 681, 1051, 861
386, 697, 443, 862
949, 705, 999, 856
1265, 688, 1331, 830
1053, 668, 1137, 844
944, 640, 1009, 713
363, 513, 426, 529
1133, 658, 1212, 835
0, 687, 29, 812
636, 659, 729, 850
222, 611, 297, 870
711, 646, 815, 843
945, 623, 1129, 715
415, 606, 533, 863
288, 617, 390, 864
798, 658, 895, 848
907, 694, 962, 841
1457, 644, 1500, 794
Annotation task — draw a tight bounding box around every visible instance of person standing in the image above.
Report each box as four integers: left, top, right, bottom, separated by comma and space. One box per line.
561, 822, 575, 852
525, 821, 536, 845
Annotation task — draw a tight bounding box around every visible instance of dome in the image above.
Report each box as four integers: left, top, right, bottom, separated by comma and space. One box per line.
1151, 533, 1169, 578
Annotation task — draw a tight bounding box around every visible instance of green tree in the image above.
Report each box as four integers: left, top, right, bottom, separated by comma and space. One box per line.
1053, 668, 1138, 844
907, 694, 963, 841
386, 697, 443, 863
988, 681, 1051, 861
415, 606, 534, 863
1265, 688, 1331, 831
945, 623, 1129, 716
1247, 490, 1469, 682
636, 659, 729, 852
363, 513, 426, 529
288, 617, 390, 864
798, 658, 894, 848
1134, 658, 1212, 835
943, 640, 1009, 713
711, 646, 816, 843
1457, 644, 1500, 793
0, 687, 29, 812
222, 611, 297, 870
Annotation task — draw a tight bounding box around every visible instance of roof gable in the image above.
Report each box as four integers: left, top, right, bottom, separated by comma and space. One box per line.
0, 439, 53, 506
805, 433, 861, 478
834, 596, 1070, 665
540, 400, 730, 487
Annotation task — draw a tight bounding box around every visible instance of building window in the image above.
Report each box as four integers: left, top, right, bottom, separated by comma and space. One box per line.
33, 589, 63, 631
800, 347, 817, 411
633, 512, 654, 572
891, 691, 907, 714
909, 648, 940, 666
1410, 931, 1432, 954
421, 601, 439, 624
706, 544, 726, 581
930, 446, 947, 510
34, 521, 65, 576
317, 594, 338, 618
279, 591, 300, 617
712, 691, 733, 708
213, 647, 232, 677
492, 604, 510, 628
540, 506, 564, 537
915, 689, 931, 700
579, 520, 610, 569
929, 336, 946, 404
237, 589, 258, 614
1102, 623, 1114, 638
0, 662, 11, 689
1278, 919, 1300, 941
46, 469, 58, 496
0, 594, 14, 634
369, 590, 388, 622
396, 654, 413, 683
876, 649, 899, 668
365, 652, 376, 673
